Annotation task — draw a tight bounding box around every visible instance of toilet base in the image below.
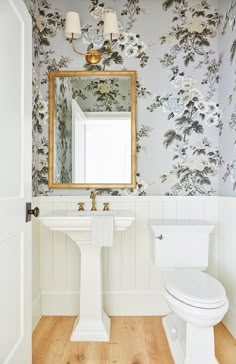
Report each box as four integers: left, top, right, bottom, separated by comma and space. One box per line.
163, 313, 219, 364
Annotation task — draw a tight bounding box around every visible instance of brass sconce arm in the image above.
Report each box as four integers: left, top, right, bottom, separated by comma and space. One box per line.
71, 33, 113, 65
65, 10, 119, 65
71, 34, 86, 56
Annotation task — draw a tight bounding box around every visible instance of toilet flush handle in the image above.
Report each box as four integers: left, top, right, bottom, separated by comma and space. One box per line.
156, 234, 163, 240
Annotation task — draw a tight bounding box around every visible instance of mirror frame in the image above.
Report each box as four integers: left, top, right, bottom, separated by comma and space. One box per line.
48, 70, 137, 189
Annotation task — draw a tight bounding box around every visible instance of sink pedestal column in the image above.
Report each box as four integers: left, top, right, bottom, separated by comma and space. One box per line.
39, 213, 135, 341
70, 243, 110, 342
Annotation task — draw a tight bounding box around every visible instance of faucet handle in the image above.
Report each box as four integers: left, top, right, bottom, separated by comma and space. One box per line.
78, 202, 85, 211
90, 191, 96, 198
103, 202, 110, 211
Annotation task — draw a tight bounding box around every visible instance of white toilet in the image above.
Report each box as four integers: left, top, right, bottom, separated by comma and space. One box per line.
150, 223, 229, 364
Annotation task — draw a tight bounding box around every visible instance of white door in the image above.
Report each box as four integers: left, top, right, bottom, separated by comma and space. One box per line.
0, 0, 32, 363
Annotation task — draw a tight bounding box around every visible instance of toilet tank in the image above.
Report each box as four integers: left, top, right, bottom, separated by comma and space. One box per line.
149, 223, 215, 270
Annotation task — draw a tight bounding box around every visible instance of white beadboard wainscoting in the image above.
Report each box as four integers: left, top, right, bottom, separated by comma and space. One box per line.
218, 197, 236, 338
32, 196, 219, 323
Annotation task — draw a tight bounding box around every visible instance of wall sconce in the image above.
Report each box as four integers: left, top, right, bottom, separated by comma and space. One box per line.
65, 10, 120, 65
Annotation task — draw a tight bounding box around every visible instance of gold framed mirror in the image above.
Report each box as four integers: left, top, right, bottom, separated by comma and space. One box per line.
48, 71, 136, 189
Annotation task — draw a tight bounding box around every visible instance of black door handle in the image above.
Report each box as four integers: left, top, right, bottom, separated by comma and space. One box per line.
28, 207, 40, 217
26, 202, 40, 222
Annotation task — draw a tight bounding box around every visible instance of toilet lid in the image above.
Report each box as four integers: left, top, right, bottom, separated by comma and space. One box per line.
165, 270, 226, 309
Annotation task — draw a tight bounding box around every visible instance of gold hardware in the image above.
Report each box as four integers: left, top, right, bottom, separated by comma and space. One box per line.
103, 202, 110, 211
90, 191, 97, 211
72, 34, 113, 65
78, 202, 85, 211
85, 49, 102, 65
48, 70, 137, 190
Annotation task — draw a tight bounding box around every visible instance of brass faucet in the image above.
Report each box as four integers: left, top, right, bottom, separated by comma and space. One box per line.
78, 202, 85, 211
103, 202, 110, 211
90, 191, 97, 211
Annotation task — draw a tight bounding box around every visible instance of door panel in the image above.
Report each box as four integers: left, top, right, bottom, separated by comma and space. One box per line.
0, 0, 23, 198
0, 0, 32, 363
0, 235, 23, 361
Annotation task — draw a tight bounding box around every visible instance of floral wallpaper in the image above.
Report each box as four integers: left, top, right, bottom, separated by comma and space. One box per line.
24, 0, 236, 196
219, 0, 236, 195
54, 77, 73, 183
72, 77, 131, 112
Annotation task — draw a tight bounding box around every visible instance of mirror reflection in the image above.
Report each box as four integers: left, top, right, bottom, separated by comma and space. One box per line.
49, 71, 136, 189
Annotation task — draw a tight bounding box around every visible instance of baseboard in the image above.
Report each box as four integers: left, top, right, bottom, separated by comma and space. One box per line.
32, 294, 42, 331
104, 290, 169, 316
223, 305, 236, 339
41, 290, 169, 316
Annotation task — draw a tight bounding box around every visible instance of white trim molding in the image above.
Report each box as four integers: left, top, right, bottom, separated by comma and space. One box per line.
32, 294, 42, 331
41, 290, 169, 316
223, 307, 236, 338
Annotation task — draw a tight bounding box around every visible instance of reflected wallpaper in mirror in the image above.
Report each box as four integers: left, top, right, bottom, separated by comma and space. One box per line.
49, 71, 136, 189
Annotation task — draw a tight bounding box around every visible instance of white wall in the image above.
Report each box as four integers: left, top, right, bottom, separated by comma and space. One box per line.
218, 197, 236, 337
32, 196, 219, 322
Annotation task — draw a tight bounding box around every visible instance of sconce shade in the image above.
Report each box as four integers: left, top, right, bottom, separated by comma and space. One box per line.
65, 11, 81, 39
103, 12, 119, 40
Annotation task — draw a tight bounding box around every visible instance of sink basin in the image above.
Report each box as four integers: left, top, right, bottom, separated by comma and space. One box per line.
39, 210, 135, 231
39, 210, 135, 342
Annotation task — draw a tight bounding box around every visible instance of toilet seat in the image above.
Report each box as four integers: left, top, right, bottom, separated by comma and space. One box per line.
165, 270, 226, 309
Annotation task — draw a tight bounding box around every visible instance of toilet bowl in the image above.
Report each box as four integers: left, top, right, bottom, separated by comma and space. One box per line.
163, 271, 228, 364
165, 270, 228, 327
149, 224, 229, 364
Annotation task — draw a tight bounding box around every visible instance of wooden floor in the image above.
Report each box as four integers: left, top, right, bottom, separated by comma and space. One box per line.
32, 316, 236, 364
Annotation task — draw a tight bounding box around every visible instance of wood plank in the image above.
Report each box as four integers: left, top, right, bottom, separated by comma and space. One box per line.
107, 201, 122, 291
204, 198, 218, 277
163, 199, 177, 223
149, 201, 164, 290
135, 202, 150, 289
33, 317, 236, 364
176, 199, 191, 223
190, 198, 205, 222
121, 201, 136, 289
52, 231, 67, 289
40, 203, 53, 290
215, 323, 236, 364
66, 237, 80, 290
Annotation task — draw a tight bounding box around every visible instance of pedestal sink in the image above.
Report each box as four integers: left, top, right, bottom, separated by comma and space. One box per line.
39, 210, 135, 341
